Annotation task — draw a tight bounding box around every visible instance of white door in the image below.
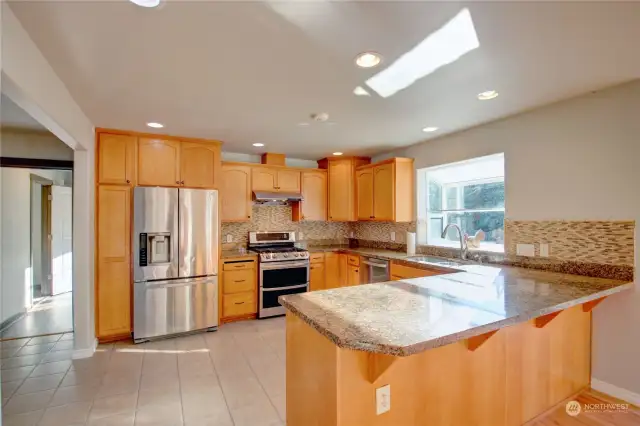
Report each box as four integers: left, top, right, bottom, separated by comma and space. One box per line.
52, 186, 73, 295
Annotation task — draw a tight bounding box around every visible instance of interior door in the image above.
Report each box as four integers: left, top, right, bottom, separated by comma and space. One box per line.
51, 186, 73, 295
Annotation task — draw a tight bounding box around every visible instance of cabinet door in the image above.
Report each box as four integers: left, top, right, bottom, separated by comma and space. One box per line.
325, 253, 340, 289
347, 264, 360, 286
309, 263, 326, 291
338, 254, 349, 287
138, 138, 181, 186
277, 170, 301, 192
97, 185, 131, 338
328, 160, 354, 221
98, 133, 136, 185
301, 171, 327, 221
373, 163, 395, 221
252, 167, 278, 191
356, 168, 374, 220
221, 164, 252, 222
180, 142, 220, 188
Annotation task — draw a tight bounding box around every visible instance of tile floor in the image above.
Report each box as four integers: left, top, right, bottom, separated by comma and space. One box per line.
1, 318, 286, 426
0, 293, 73, 340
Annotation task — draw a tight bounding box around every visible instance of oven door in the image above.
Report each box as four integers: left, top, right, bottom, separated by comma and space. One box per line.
259, 260, 309, 318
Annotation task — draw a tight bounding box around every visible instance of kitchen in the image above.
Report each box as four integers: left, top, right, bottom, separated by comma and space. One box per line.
2, 1, 640, 425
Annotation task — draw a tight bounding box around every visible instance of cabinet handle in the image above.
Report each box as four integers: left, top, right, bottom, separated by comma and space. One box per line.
126, 180, 131, 184
181, 181, 185, 184
176, 181, 180, 184
234, 301, 245, 305
233, 280, 246, 283
247, 215, 251, 218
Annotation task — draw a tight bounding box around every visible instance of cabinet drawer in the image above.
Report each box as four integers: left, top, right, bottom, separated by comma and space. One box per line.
223, 269, 255, 294
390, 263, 441, 279
223, 261, 255, 271
347, 254, 360, 267
310, 253, 325, 264
223, 292, 256, 317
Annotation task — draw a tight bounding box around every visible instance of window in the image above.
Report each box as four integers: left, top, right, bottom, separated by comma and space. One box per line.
418, 154, 505, 252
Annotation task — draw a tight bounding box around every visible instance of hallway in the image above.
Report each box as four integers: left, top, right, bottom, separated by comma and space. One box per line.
0, 293, 73, 341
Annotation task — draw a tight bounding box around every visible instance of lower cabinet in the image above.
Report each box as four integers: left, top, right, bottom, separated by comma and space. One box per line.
390, 261, 452, 280
309, 253, 326, 291
347, 264, 360, 286
221, 257, 257, 322
324, 253, 341, 289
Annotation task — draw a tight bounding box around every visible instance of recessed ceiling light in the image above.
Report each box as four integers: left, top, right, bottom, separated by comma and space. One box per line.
146, 122, 164, 128
355, 52, 382, 68
353, 86, 371, 96
422, 127, 438, 132
477, 90, 499, 100
130, 0, 161, 7
252, 143, 265, 147
333, 152, 343, 156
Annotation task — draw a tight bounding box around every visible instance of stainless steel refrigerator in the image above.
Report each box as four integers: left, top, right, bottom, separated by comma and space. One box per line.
133, 187, 218, 343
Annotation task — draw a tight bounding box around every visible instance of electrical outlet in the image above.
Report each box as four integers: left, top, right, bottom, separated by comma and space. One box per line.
390, 231, 396, 241
350, 231, 355, 238
226, 234, 233, 243
516, 243, 535, 257
376, 384, 391, 415
539, 243, 549, 257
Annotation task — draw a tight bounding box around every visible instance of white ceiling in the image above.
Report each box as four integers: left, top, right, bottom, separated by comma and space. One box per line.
1, 93, 48, 131
8, 1, 640, 160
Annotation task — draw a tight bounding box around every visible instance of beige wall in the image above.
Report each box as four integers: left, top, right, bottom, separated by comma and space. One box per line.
0, 128, 73, 161
375, 80, 640, 396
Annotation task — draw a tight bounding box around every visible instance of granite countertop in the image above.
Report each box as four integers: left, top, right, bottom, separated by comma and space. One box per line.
279, 256, 633, 356
221, 249, 257, 259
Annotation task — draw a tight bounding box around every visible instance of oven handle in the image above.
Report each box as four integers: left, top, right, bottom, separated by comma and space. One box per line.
262, 283, 308, 292
260, 261, 310, 270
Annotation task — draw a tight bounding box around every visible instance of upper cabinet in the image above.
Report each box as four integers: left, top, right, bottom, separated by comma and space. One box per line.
292, 170, 327, 221
221, 163, 252, 222
251, 166, 301, 193
138, 138, 221, 188
180, 142, 220, 188
318, 157, 371, 222
97, 133, 137, 185
356, 158, 415, 222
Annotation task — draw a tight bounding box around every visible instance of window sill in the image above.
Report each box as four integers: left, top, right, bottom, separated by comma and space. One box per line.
425, 239, 504, 253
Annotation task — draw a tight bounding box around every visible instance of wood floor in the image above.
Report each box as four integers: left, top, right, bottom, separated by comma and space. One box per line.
0, 292, 73, 340
527, 388, 640, 425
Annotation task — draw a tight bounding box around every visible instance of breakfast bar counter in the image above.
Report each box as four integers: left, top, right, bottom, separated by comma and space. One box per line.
279, 262, 632, 426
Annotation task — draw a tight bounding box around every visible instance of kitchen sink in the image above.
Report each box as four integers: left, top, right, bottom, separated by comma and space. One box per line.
407, 256, 461, 267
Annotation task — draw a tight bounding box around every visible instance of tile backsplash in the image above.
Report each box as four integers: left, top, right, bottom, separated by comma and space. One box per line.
221, 205, 350, 244
352, 221, 416, 243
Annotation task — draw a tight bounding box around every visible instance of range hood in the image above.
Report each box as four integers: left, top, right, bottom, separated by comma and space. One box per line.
253, 191, 303, 204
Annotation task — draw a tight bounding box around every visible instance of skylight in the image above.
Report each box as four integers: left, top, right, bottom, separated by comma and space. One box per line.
366, 8, 479, 98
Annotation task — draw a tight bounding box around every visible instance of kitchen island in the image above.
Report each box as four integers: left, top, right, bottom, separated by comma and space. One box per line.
279, 262, 633, 426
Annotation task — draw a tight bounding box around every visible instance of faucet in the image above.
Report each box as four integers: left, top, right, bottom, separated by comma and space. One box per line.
441, 223, 468, 260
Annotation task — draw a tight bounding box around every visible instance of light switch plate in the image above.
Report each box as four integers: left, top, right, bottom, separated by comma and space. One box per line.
390, 231, 396, 242
376, 384, 391, 415
539, 243, 549, 257
516, 243, 535, 257
226, 234, 233, 243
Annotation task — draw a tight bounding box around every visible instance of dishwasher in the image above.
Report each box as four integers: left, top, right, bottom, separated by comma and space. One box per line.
360, 256, 390, 284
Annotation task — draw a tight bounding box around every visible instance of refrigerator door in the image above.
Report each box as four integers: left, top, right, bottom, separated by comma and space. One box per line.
178, 189, 219, 277
133, 187, 179, 282
133, 276, 218, 342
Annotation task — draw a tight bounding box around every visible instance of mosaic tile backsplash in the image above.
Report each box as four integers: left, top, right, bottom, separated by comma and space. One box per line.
222, 205, 350, 244
504, 220, 635, 266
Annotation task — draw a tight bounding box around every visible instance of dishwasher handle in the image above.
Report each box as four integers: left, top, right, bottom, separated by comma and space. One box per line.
362, 259, 389, 269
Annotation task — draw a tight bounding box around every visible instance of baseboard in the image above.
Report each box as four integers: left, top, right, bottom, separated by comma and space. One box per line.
591, 378, 640, 406
72, 338, 98, 359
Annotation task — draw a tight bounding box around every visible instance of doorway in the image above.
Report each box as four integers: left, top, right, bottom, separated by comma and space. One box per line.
0, 165, 74, 340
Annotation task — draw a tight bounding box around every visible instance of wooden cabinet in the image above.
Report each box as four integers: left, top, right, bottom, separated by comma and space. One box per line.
390, 261, 452, 280
221, 163, 252, 222
138, 138, 181, 186
347, 264, 360, 286
293, 171, 327, 221
96, 185, 132, 340
138, 138, 221, 188
356, 169, 374, 220
310, 263, 326, 291
251, 166, 301, 193
277, 170, 301, 192
252, 167, 278, 191
355, 158, 415, 222
97, 133, 136, 185
318, 157, 371, 222
221, 257, 257, 322
325, 253, 341, 289
180, 142, 220, 188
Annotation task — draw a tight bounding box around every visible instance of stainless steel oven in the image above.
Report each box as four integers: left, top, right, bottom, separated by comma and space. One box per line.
259, 259, 309, 318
